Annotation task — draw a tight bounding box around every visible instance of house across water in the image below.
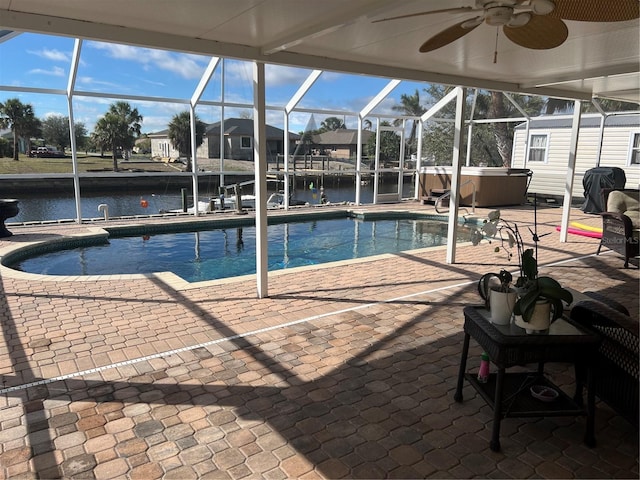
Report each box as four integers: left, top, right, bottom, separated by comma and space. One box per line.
148, 117, 300, 163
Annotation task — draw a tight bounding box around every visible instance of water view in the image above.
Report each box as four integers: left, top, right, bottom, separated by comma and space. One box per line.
8, 183, 415, 223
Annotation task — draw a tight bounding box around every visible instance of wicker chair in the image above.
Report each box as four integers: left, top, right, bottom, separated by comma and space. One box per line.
570, 299, 639, 428
597, 189, 640, 268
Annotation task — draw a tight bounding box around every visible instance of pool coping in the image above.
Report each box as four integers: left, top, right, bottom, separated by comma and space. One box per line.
0, 207, 479, 290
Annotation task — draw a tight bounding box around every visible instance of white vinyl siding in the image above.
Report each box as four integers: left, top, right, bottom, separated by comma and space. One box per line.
512, 118, 640, 196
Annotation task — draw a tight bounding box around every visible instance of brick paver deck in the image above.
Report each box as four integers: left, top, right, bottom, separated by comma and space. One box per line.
0, 202, 638, 479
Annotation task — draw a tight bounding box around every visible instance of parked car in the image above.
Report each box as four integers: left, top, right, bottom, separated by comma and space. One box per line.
28, 146, 66, 158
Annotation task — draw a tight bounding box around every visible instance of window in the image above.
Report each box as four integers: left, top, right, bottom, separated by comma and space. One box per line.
528, 133, 549, 163
241, 136, 252, 149
629, 132, 640, 166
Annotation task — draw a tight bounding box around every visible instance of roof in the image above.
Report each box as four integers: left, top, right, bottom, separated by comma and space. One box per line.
205, 118, 300, 140
147, 119, 300, 140
1, 1, 638, 103
515, 113, 640, 130
312, 129, 373, 145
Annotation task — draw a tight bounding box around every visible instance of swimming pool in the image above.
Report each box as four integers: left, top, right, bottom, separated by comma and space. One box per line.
9, 214, 473, 282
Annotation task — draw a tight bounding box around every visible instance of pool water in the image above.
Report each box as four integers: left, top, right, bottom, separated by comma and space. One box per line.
12, 217, 472, 282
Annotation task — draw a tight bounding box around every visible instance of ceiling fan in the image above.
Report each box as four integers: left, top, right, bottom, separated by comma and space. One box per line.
372, 0, 640, 53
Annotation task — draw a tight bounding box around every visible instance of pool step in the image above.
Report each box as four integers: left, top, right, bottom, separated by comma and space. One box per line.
421, 188, 450, 206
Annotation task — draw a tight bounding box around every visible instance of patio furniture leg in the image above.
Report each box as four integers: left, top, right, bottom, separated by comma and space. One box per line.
585, 367, 596, 447
490, 367, 505, 452
454, 333, 470, 402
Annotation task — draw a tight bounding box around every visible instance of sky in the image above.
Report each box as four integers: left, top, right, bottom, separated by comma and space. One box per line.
0, 31, 442, 135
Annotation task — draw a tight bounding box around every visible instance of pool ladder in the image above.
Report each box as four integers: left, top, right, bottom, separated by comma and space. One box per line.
434, 180, 476, 215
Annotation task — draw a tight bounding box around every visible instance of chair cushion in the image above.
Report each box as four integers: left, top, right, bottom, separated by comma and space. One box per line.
608, 190, 640, 229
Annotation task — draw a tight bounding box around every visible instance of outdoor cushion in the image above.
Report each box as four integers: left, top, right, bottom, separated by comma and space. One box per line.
607, 189, 640, 230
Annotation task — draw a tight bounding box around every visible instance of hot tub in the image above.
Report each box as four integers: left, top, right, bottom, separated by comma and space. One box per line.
419, 167, 531, 207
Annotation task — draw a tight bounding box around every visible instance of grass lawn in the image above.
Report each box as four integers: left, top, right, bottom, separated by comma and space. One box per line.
0, 154, 349, 175
0, 154, 184, 174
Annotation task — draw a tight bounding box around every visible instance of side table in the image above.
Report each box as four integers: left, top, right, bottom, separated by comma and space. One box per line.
455, 306, 600, 452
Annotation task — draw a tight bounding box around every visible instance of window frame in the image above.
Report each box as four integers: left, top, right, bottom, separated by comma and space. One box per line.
240, 136, 252, 149
527, 132, 550, 164
627, 130, 640, 166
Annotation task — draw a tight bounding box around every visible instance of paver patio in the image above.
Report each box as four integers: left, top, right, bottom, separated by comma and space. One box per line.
0, 201, 638, 479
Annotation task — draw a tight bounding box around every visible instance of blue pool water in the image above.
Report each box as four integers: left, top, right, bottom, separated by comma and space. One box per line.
11, 217, 472, 282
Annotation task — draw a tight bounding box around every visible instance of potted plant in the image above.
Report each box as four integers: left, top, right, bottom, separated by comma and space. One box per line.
477, 269, 517, 325
471, 210, 573, 332
512, 248, 573, 332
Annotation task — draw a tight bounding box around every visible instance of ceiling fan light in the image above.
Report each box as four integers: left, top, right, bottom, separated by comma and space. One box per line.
485, 6, 513, 26
461, 16, 484, 29
530, 0, 555, 16
507, 12, 532, 27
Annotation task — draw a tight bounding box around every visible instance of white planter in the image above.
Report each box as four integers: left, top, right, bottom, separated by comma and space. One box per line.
489, 288, 517, 325
514, 300, 551, 333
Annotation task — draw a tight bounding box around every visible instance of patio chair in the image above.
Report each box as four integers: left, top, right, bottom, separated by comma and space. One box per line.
570, 299, 639, 428
596, 189, 640, 268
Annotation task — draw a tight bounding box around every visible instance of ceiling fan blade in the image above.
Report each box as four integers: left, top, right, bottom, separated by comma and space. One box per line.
552, 0, 639, 22
503, 14, 568, 49
372, 7, 476, 24
419, 18, 481, 52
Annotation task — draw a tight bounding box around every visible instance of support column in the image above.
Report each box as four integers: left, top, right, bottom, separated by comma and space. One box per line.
560, 101, 582, 243
446, 87, 466, 264
253, 62, 268, 298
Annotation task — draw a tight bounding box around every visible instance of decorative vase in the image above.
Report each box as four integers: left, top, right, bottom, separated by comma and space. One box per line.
489, 288, 517, 325
515, 300, 551, 334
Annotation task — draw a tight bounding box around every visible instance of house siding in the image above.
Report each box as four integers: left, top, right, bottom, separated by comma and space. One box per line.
148, 118, 297, 162
512, 115, 640, 197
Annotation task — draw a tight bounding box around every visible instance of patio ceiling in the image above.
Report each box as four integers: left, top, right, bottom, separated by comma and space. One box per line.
0, 0, 638, 103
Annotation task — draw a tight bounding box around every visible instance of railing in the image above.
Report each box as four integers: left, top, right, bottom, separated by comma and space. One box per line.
435, 179, 476, 215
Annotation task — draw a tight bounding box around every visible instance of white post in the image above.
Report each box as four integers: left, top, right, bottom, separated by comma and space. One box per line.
283, 112, 290, 209
67, 39, 82, 223
253, 62, 268, 298
446, 87, 466, 264
560, 101, 582, 243
189, 105, 199, 214
355, 117, 363, 205
414, 120, 423, 200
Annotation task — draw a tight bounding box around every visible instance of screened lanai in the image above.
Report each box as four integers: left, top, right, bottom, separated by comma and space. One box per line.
1, 0, 638, 296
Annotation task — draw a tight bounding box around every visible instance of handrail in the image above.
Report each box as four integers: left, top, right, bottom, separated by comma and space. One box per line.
434, 179, 476, 214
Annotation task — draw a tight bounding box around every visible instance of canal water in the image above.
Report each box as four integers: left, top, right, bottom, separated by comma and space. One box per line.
8, 183, 416, 223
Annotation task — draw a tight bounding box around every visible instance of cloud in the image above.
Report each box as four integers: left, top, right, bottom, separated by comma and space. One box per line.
88, 41, 208, 80
27, 48, 71, 62
77, 76, 123, 90
27, 66, 66, 77
265, 65, 312, 87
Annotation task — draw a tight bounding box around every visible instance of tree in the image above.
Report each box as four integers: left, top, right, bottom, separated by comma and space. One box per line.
365, 121, 400, 165
420, 86, 544, 167
319, 116, 345, 132
73, 122, 88, 152
392, 89, 426, 157
42, 115, 86, 152
544, 97, 638, 115
92, 102, 143, 171
167, 111, 206, 172
0, 98, 40, 160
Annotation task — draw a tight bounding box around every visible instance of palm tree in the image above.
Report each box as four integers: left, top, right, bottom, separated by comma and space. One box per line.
392, 89, 426, 157
167, 111, 206, 172
0, 98, 39, 161
488, 91, 511, 167
92, 102, 142, 171
319, 116, 345, 132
